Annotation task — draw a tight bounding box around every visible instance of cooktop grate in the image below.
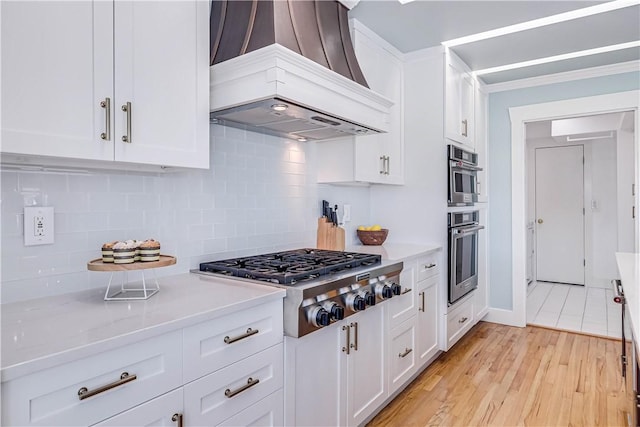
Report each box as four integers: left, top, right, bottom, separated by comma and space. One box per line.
199, 248, 381, 284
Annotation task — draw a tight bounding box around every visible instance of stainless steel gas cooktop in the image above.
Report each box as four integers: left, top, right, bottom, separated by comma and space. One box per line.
195, 249, 403, 338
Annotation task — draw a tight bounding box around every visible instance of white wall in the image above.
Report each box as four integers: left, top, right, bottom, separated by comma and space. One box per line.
0, 126, 371, 303
617, 128, 635, 253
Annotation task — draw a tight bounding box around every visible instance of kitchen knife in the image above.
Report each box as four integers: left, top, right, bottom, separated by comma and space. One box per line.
334, 205, 339, 226
330, 208, 338, 226
322, 200, 330, 218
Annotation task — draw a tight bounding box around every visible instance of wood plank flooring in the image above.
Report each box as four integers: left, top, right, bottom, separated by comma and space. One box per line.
368, 322, 634, 427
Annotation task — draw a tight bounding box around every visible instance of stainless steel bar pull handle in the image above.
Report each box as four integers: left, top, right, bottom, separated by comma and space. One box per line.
419, 291, 425, 312
399, 348, 413, 358
462, 119, 468, 137
225, 377, 260, 398
379, 156, 385, 174
342, 324, 351, 354
224, 328, 259, 344
425, 263, 436, 269
100, 98, 111, 141
350, 322, 358, 351
122, 102, 132, 143
458, 316, 468, 324
401, 288, 412, 295
172, 413, 183, 427
77, 372, 137, 400
384, 156, 390, 175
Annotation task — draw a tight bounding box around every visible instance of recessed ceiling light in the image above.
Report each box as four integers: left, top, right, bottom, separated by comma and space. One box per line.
473, 40, 640, 76
297, 137, 308, 142
442, 0, 637, 47
271, 104, 288, 111
397, 0, 416, 4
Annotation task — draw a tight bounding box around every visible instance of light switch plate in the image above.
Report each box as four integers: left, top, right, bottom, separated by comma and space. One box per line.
24, 206, 54, 246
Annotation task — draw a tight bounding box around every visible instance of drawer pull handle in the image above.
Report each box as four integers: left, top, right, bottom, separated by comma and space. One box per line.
350, 322, 359, 351
342, 325, 351, 354
419, 291, 425, 312
401, 288, 412, 295
172, 413, 183, 427
121, 102, 132, 143
458, 316, 468, 324
225, 377, 260, 398
425, 263, 436, 269
224, 327, 259, 344
77, 372, 137, 400
399, 348, 413, 358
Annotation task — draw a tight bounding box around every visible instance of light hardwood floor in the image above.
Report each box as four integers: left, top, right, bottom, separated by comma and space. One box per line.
368, 322, 634, 427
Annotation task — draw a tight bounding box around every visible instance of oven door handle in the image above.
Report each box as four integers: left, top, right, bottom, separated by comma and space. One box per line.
453, 225, 485, 235
450, 161, 483, 172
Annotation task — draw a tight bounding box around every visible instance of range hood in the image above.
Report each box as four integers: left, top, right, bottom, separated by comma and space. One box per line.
209, 0, 393, 141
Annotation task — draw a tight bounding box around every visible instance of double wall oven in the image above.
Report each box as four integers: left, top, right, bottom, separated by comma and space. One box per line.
448, 145, 484, 305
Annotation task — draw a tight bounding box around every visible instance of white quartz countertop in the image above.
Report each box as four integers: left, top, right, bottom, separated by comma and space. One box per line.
615, 252, 640, 354
347, 243, 442, 261
1, 273, 285, 382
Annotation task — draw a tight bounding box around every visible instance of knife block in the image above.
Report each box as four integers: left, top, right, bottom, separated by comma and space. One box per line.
316, 217, 345, 251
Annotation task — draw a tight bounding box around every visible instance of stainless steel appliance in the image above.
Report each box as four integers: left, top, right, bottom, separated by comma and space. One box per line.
196, 249, 403, 338
612, 279, 628, 379
448, 145, 481, 206
448, 211, 484, 304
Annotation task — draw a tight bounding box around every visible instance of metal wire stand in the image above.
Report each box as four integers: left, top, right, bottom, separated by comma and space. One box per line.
104, 269, 160, 301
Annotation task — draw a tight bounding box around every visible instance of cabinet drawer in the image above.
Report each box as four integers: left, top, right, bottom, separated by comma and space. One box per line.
92, 388, 183, 426
387, 282, 416, 330
416, 253, 440, 282
388, 317, 417, 394
218, 389, 283, 427
2, 331, 182, 427
184, 344, 283, 426
446, 297, 474, 349
183, 299, 283, 382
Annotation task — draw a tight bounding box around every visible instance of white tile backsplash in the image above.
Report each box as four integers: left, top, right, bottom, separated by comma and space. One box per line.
1, 126, 371, 303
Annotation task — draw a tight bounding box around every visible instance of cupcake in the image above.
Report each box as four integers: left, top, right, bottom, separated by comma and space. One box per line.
112, 240, 137, 264
101, 241, 117, 263
139, 239, 161, 262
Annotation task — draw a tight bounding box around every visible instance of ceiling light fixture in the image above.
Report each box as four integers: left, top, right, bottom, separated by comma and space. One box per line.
297, 137, 308, 142
397, 0, 416, 4
473, 40, 640, 76
442, 0, 638, 47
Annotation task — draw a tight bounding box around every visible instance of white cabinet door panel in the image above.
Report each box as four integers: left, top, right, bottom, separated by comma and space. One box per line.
1, 1, 113, 161
113, 1, 209, 168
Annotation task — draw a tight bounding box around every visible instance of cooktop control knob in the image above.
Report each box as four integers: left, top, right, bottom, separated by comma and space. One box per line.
363, 290, 376, 306
375, 283, 393, 299
308, 306, 331, 327
323, 301, 345, 321
390, 282, 401, 296
344, 293, 366, 312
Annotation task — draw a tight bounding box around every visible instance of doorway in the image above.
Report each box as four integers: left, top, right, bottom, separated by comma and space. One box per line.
500, 90, 640, 331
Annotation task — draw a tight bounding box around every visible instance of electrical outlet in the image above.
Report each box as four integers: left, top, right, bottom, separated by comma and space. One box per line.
343, 204, 352, 222
24, 206, 54, 246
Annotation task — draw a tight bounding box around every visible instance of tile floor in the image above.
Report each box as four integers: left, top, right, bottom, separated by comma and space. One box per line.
527, 281, 629, 339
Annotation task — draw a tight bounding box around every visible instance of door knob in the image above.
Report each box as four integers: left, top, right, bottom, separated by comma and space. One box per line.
537, 219, 543, 224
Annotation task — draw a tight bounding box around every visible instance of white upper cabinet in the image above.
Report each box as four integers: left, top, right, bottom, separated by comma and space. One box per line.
1, 0, 209, 170
316, 20, 404, 185
444, 50, 475, 148
1, 1, 114, 162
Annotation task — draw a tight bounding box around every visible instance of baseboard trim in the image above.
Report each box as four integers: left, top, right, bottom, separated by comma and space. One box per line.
484, 307, 525, 327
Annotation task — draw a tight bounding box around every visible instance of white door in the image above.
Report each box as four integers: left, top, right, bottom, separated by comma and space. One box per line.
535, 145, 585, 285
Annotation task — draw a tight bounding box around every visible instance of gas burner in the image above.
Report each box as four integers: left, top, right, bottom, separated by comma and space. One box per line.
199, 248, 381, 285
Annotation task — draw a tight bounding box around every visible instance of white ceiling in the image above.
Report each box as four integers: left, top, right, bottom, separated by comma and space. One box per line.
349, 0, 640, 85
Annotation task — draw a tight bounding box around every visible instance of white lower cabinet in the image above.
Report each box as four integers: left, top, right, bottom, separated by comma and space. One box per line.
446, 295, 475, 350
417, 276, 439, 364
284, 306, 386, 427
183, 344, 283, 426
1, 331, 183, 427
2, 299, 285, 427
388, 317, 417, 394
92, 388, 183, 427
217, 389, 283, 427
